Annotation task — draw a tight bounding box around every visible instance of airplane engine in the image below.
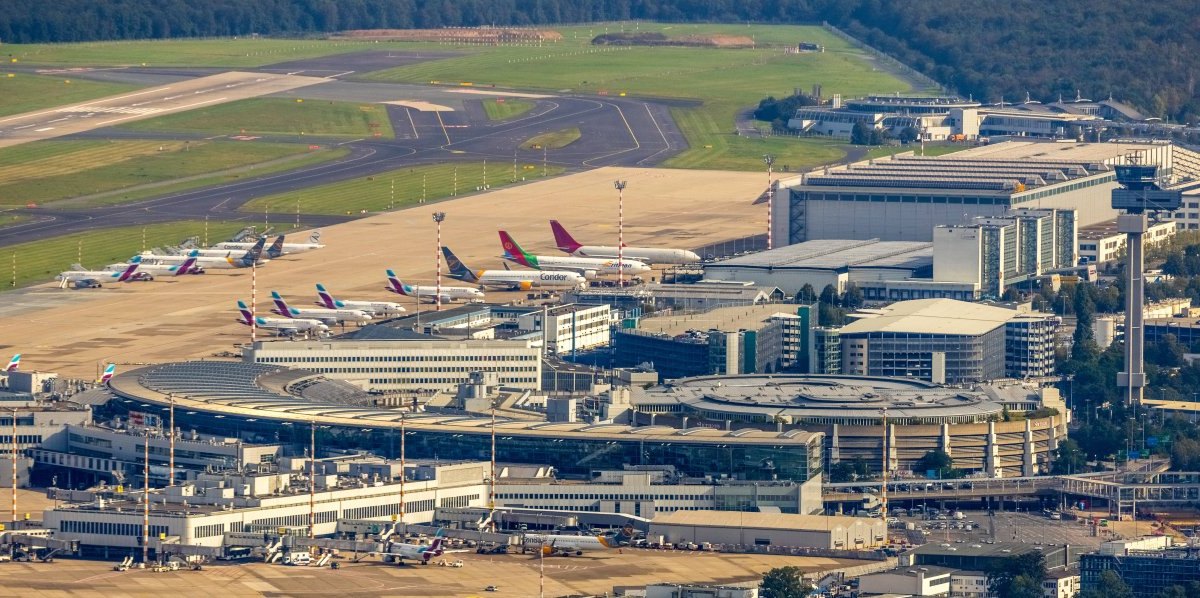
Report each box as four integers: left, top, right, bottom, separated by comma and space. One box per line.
519, 281, 534, 291
582, 269, 598, 280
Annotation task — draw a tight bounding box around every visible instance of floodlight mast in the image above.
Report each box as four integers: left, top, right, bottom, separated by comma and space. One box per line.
1112, 158, 1182, 407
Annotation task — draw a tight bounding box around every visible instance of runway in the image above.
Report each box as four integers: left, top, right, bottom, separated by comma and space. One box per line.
0, 52, 690, 248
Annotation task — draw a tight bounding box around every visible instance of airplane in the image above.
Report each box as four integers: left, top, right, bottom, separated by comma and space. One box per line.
110, 251, 204, 277
236, 300, 329, 337
216, 231, 324, 255
96, 364, 117, 384
499, 230, 650, 279
136, 237, 267, 270
270, 291, 373, 325
57, 263, 141, 289
379, 536, 447, 566
442, 246, 585, 291
181, 236, 286, 260
5, 354, 20, 372
521, 533, 616, 557
550, 219, 701, 265
384, 270, 485, 303
315, 284, 405, 317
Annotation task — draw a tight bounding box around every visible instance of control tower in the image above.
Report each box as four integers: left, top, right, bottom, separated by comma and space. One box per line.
1112, 160, 1182, 405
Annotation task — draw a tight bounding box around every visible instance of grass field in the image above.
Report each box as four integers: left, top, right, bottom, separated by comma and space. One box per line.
0, 140, 344, 208
242, 161, 566, 216
481, 98, 535, 121
119, 98, 396, 138
3, 38, 396, 67
365, 23, 911, 170
0, 72, 138, 117
520, 128, 581, 150
0, 220, 244, 290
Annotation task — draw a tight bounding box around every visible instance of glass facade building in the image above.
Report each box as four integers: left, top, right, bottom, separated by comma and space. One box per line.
1081, 550, 1200, 598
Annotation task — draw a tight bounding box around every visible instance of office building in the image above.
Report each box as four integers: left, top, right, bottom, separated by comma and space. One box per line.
648, 510, 886, 550
245, 338, 543, 394
1080, 543, 1200, 598
514, 304, 611, 355
933, 208, 1077, 298
0, 393, 91, 489
1077, 217, 1175, 264
839, 299, 1058, 383
775, 141, 1183, 245
859, 566, 954, 596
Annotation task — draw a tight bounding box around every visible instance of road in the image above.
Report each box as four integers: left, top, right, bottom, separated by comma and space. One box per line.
0, 52, 688, 248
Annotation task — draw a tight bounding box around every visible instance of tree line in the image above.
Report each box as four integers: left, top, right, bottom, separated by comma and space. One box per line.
2, 1, 1196, 129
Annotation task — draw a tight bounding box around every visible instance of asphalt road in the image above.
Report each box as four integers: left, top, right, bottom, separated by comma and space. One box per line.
0, 54, 687, 248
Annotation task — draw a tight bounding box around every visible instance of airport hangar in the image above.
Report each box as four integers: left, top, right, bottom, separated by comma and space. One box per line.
771, 140, 1188, 244
105, 361, 825, 484
625, 374, 1068, 478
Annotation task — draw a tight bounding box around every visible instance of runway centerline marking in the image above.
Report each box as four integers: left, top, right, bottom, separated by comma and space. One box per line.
405, 108, 419, 139
0, 85, 172, 125
435, 111, 452, 145
95, 96, 228, 127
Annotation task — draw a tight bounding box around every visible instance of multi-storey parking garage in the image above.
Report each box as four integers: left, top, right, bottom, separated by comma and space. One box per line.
628, 374, 1068, 477
107, 362, 824, 483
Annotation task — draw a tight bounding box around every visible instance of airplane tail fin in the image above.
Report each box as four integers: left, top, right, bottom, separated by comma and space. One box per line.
308, 230, 321, 244
97, 363, 116, 384
236, 300, 254, 325
177, 253, 198, 275
130, 255, 144, 264
315, 284, 338, 308
267, 235, 285, 258
242, 237, 267, 265
441, 247, 477, 283
550, 220, 582, 253
118, 262, 140, 282
270, 291, 294, 317
498, 231, 537, 268
384, 270, 409, 296
428, 537, 444, 555
5, 354, 20, 372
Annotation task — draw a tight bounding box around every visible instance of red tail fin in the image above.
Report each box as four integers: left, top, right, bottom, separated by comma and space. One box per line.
550, 220, 581, 253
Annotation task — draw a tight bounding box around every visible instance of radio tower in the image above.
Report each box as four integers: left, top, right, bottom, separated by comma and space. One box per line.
614, 181, 627, 286
763, 154, 776, 250
432, 212, 446, 311
1112, 158, 1181, 406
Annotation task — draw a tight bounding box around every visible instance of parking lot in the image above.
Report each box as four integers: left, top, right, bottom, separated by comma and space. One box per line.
889, 508, 1113, 550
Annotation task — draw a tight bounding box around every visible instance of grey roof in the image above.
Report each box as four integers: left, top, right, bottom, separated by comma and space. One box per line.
707, 239, 932, 271
840, 298, 1050, 336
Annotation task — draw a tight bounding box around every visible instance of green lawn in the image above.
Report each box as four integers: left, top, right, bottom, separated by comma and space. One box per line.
520, 128, 581, 150
364, 23, 910, 170
119, 98, 396, 138
0, 220, 244, 290
0, 72, 138, 117
3, 38, 395, 67
0, 140, 345, 208
242, 161, 567, 216
482, 98, 535, 121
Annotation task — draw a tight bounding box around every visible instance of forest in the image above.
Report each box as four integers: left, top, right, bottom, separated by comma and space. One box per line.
1, 0, 1198, 123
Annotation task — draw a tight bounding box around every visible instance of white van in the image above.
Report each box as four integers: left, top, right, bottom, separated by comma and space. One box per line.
283, 552, 312, 566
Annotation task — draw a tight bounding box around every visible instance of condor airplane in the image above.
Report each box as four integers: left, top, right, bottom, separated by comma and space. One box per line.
522, 533, 616, 557
442, 246, 585, 291
57, 263, 141, 288
385, 270, 485, 303
271, 291, 372, 325
189, 236, 286, 259
315, 284, 405, 317
237, 301, 328, 337
499, 231, 650, 279
138, 237, 268, 270
216, 231, 323, 255
550, 220, 701, 265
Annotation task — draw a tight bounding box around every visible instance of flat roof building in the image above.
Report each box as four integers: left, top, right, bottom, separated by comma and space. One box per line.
648, 509, 886, 550
1078, 217, 1175, 264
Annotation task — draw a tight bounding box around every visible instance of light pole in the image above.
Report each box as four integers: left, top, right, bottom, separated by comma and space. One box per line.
432, 212, 446, 311
614, 180, 627, 286
763, 154, 776, 250
879, 406, 889, 547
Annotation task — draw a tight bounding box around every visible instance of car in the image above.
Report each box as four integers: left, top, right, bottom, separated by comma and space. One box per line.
485, 586, 499, 592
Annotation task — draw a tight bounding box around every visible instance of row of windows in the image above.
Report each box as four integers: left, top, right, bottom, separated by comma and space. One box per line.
368, 377, 537, 385
439, 494, 479, 508
0, 435, 42, 445
497, 492, 716, 501
195, 523, 227, 538
288, 366, 537, 374
61, 520, 168, 538
258, 355, 534, 364
804, 193, 1009, 205
343, 498, 435, 520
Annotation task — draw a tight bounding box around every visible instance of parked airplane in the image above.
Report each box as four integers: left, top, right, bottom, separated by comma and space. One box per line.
521, 533, 615, 557
236, 301, 329, 337
315, 284, 405, 316
97, 364, 117, 384
216, 231, 323, 255
138, 237, 268, 269
442, 246, 585, 291
112, 251, 203, 277
550, 219, 701, 264
379, 537, 446, 565
384, 270, 485, 303
270, 291, 372, 325
499, 231, 650, 279
57, 263, 141, 288
5, 355, 20, 372
187, 236, 285, 259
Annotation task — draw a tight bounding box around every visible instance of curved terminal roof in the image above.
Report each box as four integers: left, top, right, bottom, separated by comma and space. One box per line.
110, 361, 819, 446
632, 374, 1005, 424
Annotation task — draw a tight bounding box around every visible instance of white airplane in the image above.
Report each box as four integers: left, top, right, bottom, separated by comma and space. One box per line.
236, 301, 328, 337
270, 291, 372, 325
379, 536, 446, 565
384, 270, 485, 303
551, 220, 701, 265
57, 262, 141, 288
442, 246, 585, 291
138, 237, 268, 269
522, 533, 616, 557
499, 231, 650, 279
216, 231, 323, 255
109, 251, 204, 277
315, 284, 405, 317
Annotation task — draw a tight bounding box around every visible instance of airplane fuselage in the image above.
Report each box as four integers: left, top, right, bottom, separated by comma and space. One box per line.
469, 270, 585, 290
568, 245, 699, 265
